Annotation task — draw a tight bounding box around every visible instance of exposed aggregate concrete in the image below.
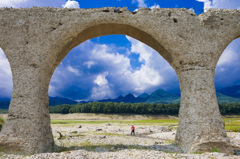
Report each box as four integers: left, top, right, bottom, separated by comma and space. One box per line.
0, 7, 239, 153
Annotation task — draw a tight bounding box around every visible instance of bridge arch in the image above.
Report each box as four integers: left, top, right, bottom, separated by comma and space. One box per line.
1, 8, 240, 154
52, 23, 173, 72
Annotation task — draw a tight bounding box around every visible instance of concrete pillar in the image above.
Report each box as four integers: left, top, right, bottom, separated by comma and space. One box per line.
175, 67, 232, 153
0, 65, 54, 154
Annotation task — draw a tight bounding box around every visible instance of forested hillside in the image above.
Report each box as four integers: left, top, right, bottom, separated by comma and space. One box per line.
49, 102, 240, 115
1, 88, 240, 110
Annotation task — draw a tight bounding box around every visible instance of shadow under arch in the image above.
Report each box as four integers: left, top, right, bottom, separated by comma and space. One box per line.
54, 24, 173, 69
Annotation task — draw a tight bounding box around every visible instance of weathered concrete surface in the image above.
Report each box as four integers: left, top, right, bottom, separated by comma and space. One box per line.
0, 7, 239, 154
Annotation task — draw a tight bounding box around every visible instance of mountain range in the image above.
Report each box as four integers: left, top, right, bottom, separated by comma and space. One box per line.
0, 97, 77, 109
98, 89, 180, 104
1, 84, 240, 109
98, 88, 240, 104
217, 84, 240, 98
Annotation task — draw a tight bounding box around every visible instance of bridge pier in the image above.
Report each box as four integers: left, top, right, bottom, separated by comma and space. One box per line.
0, 66, 54, 154
175, 67, 232, 153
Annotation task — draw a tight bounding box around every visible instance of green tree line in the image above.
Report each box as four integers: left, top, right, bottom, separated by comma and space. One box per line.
48, 102, 240, 115
49, 102, 179, 114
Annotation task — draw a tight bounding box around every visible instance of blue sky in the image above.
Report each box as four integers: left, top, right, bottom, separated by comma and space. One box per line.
0, 0, 240, 101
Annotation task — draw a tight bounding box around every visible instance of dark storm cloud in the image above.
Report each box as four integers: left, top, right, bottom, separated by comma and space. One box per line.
48, 36, 179, 101
215, 38, 240, 88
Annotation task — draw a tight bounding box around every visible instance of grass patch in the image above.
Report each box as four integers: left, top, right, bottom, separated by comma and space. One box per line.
70, 134, 86, 138
0, 117, 5, 125
223, 118, 240, 132
130, 119, 178, 123
51, 119, 178, 126
0, 117, 5, 131
164, 139, 174, 144
193, 151, 204, 154
225, 126, 240, 132
70, 131, 78, 134
80, 140, 93, 147
51, 120, 117, 124
212, 147, 219, 152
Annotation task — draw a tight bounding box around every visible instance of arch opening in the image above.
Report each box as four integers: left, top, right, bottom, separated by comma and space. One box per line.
48, 34, 181, 150
215, 38, 240, 116
0, 47, 13, 130
49, 34, 180, 103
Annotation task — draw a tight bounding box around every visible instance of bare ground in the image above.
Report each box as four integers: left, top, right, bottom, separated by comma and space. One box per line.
1, 114, 240, 158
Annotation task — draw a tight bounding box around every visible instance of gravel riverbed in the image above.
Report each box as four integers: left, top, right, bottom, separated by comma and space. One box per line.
1, 123, 240, 159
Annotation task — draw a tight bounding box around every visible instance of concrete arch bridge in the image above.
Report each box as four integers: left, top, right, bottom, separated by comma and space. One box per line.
0, 7, 239, 154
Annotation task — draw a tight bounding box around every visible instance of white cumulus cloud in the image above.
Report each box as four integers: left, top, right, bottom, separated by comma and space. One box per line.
189, 8, 195, 12
0, 0, 28, 8
0, 0, 66, 8
215, 38, 240, 88
91, 72, 114, 100
67, 65, 81, 76
83, 61, 96, 69
0, 49, 12, 98
196, 0, 240, 10
132, 0, 147, 8
90, 84, 114, 100
62, 0, 80, 8
49, 36, 178, 101
150, 3, 160, 9
216, 39, 240, 68
125, 36, 176, 93
94, 72, 108, 87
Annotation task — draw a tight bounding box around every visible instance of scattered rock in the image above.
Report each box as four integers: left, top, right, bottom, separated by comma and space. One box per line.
160, 127, 169, 132
154, 141, 163, 144
100, 136, 106, 139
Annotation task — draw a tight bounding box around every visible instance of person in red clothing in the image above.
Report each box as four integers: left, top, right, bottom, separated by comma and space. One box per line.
131, 125, 135, 136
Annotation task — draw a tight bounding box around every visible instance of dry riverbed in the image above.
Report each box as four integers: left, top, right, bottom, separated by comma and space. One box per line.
1, 114, 240, 158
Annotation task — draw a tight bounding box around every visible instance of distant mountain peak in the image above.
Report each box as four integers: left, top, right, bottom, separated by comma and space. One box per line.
138, 93, 149, 98
116, 95, 124, 100
125, 93, 135, 98
217, 84, 240, 98
146, 88, 180, 104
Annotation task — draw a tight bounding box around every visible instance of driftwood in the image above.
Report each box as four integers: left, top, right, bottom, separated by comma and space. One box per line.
57, 131, 64, 140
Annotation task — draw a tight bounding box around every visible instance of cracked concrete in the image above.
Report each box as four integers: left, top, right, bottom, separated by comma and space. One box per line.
0, 7, 239, 154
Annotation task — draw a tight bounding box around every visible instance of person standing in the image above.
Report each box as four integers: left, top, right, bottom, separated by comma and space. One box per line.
131, 125, 135, 136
